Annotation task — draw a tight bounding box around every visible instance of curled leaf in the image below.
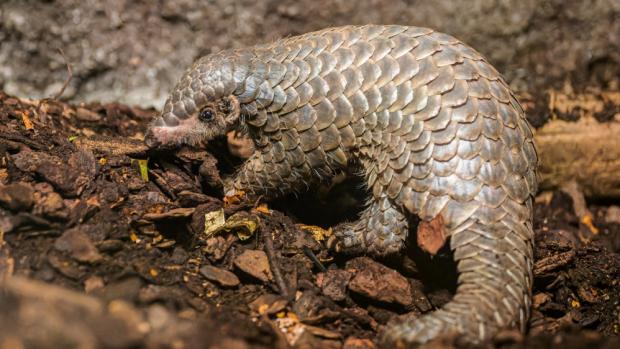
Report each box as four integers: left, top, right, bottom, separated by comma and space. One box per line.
204, 209, 226, 237
298, 224, 332, 242
203, 210, 260, 240
225, 212, 259, 240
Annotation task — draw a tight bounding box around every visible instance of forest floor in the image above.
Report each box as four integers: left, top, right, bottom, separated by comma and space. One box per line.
0, 84, 619, 349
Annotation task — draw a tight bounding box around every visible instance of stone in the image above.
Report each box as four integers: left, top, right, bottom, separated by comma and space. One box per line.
343, 337, 377, 349
199, 265, 240, 287
605, 206, 620, 224
346, 257, 413, 307
233, 249, 273, 283
84, 276, 105, 293
317, 269, 353, 302
54, 227, 102, 263
0, 182, 34, 211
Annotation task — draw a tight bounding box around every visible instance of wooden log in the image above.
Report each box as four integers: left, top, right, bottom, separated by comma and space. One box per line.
535, 116, 620, 199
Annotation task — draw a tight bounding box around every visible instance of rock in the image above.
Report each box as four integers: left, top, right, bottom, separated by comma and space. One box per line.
532, 292, 552, 309
605, 206, 620, 224
427, 288, 453, 309
293, 290, 340, 323
212, 338, 250, 349
346, 257, 413, 307
203, 234, 236, 261
0, 239, 14, 279
536, 229, 580, 251
343, 337, 377, 349
146, 304, 172, 331
97, 239, 124, 254
249, 294, 288, 315
304, 325, 340, 339
177, 190, 213, 207
47, 252, 86, 280
199, 265, 240, 287
12, 150, 96, 197
33, 184, 67, 220
84, 276, 105, 293
76, 107, 102, 121
0, 182, 34, 211
98, 277, 142, 303
233, 249, 273, 283
33, 267, 55, 282
317, 269, 353, 302
138, 284, 190, 305
409, 279, 433, 312
294, 331, 341, 349
54, 227, 102, 263
170, 247, 189, 264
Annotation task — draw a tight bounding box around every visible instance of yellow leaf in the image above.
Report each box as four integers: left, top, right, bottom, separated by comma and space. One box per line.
149, 268, 158, 277
225, 212, 259, 240
298, 224, 332, 242
68, 135, 78, 142
137, 159, 149, 182
204, 209, 226, 237
98, 157, 107, 166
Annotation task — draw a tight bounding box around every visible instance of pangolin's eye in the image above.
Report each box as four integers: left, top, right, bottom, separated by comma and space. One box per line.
199, 107, 215, 122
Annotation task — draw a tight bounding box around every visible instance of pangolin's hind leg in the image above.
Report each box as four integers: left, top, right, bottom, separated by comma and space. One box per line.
329, 194, 409, 256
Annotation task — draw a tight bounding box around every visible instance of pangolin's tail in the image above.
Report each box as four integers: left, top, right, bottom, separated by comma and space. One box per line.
382, 216, 534, 346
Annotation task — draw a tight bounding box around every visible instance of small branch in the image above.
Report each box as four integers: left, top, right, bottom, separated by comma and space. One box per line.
263, 229, 290, 300
303, 246, 326, 272
51, 48, 73, 101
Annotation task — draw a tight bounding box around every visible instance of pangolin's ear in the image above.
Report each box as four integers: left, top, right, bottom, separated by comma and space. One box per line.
220, 96, 241, 125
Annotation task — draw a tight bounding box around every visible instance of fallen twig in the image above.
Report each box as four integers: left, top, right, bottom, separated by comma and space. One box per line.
264, 229, 290, 300
51, 48, 73, 101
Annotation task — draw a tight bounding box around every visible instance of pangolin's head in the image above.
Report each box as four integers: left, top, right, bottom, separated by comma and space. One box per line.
145, 54, 242, 148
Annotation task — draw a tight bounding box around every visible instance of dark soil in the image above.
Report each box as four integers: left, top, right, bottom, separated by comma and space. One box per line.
0, 88, 619, 349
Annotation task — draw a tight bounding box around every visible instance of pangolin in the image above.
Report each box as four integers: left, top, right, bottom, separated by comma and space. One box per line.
145, 25, 538, 346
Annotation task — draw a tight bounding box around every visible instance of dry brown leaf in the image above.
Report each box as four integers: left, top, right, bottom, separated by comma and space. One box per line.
224, 190, 245, 206
19, 111, 34, 130
253, 203, 271, 215
417, 215, 446, 255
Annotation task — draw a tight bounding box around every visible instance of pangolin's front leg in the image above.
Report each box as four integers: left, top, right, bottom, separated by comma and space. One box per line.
224, 139, 314, 201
